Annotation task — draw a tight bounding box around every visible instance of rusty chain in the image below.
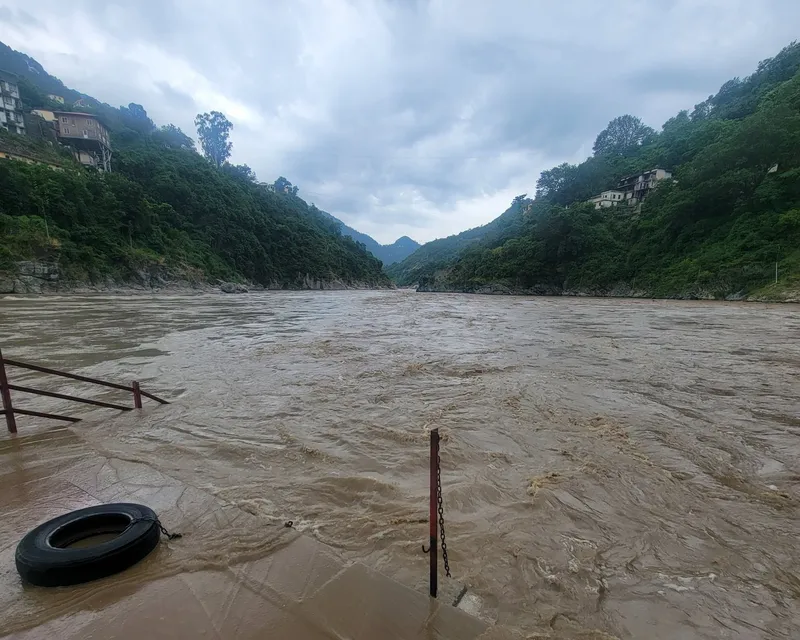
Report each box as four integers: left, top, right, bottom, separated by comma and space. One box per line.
436, 447, 451, 578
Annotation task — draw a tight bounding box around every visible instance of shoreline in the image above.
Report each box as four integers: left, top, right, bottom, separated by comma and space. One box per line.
0, 260, 392, 296
415, 282, 800, 304
0, 282, 395, 296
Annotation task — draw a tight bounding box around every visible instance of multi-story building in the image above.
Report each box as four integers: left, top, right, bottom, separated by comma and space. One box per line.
588, 190, 625, 209
587, 168, 673, 209
0, 72, 26, 135
617, 168, 672, 203
54, 111, 112, 171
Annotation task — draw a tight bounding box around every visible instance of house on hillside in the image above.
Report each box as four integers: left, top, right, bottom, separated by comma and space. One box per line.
588, 190, 625, 209
587, 167, 672, 209
47, 94, 65, 104
53, 111, 112, 171
617, 168, 672, 204
0, 71, 26, 135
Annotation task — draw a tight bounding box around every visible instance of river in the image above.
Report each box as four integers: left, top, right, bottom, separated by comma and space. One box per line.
1, 291, 798, 639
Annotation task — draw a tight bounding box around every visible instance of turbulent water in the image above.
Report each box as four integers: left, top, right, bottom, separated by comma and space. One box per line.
1, 291, 799, 639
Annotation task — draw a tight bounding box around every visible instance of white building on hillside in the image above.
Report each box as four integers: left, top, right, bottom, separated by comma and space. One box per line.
588, 190, 625, 209
587, 168, 673, 209
617, 168, 672, 203
0, 72, 25, 135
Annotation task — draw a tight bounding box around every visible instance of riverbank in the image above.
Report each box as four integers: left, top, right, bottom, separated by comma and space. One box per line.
415, 280, 800, 303
0, 261, 392, 295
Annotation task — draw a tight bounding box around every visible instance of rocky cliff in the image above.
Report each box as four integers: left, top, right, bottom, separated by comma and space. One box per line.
415, 278, 799, 303
0, 261, 393, 295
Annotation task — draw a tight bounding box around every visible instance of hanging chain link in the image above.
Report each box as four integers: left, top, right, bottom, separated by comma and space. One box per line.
436, 448, 451, 578
132, 516, 182, 540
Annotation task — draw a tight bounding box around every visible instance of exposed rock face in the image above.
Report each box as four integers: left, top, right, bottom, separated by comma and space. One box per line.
0, 275, 15, 294
0, 261, 392, 295
220, 282, 249, 294
414, 278, 764, 300
0, 260, 211, 294
0, 261, 60, 294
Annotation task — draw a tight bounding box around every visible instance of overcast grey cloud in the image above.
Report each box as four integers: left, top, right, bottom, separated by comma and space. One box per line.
1, 0, 798, 242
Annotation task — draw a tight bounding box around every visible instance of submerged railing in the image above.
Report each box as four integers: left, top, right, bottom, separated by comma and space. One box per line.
0, 348, 168, 434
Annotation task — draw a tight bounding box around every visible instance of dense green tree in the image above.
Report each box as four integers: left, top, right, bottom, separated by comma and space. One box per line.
194, 111, 233, 167
535, 163, 576, 199
119, 103, 155, 135
273, 176, 299, 196
593, 115, 655, 157
222, 163, 257, 183
152, 124, 195, 150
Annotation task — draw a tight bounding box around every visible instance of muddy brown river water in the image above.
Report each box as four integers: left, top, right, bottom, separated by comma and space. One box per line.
1, 291, 798, 639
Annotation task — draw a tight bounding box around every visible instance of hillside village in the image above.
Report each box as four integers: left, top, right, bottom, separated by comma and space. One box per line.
1, 69, 111, 171
587, 168, 672, 209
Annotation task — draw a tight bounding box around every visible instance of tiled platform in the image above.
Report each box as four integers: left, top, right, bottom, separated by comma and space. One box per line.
0, 425, 487, 639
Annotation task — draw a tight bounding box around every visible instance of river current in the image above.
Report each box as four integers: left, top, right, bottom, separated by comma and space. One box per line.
1, 291, 798, 639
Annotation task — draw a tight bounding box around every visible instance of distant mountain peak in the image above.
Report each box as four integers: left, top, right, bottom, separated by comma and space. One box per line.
314, 209, 420, 265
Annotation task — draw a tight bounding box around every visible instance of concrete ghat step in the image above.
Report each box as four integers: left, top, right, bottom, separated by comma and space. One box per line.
10, 534, 488, 640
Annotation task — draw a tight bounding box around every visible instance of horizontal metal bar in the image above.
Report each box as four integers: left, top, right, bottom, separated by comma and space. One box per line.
3, 359, 132, 391
2, 407, 82, 423
139, 389, 169, 405
8, 384, 133, 411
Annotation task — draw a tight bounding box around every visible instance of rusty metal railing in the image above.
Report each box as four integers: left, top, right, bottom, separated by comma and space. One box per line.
0, 348, 168, 434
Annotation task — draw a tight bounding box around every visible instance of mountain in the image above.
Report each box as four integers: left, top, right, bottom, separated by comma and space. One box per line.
375, 236, 420, 266
315, 209, 419, 265
0, 43, 389, 291
386, 201, 523, 284
390, 41, 800, 301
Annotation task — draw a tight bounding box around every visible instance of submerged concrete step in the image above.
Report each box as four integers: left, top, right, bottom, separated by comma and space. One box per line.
1, 430, 488, 640
9, 534, 488, 640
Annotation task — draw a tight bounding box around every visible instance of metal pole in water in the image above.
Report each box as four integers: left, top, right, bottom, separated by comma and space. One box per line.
429, 428, 439, 598
132, 381, 143, 409
0, 349, 17, 434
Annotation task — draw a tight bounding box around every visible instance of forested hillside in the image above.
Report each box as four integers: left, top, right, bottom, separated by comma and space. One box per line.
386, 202, 523, 283
392, 42, 800, 300
0, 43, 388, 290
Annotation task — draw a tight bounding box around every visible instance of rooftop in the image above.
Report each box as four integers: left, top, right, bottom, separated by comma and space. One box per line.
53, 111, 103, 119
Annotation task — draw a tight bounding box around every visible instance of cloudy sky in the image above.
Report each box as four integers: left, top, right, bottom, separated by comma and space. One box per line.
1, 1, 799, 243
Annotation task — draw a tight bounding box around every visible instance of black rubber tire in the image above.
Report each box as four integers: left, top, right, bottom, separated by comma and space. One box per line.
15, 503, 161, 587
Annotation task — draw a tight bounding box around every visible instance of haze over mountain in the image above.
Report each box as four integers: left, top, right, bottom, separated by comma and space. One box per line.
318, 209, 419, 265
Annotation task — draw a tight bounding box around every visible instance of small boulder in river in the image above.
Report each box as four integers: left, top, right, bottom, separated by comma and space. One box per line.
220, 282, 249, 294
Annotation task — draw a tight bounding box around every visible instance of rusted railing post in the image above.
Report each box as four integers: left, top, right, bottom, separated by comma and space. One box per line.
132, 381, 142, 409
0, 348, 17, 434
429, 428, 439, 598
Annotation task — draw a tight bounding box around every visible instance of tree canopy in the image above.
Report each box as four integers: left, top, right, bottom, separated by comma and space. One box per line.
152, 124, 195, 150
194, 111, 233, 168
592, 115, 655, 157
